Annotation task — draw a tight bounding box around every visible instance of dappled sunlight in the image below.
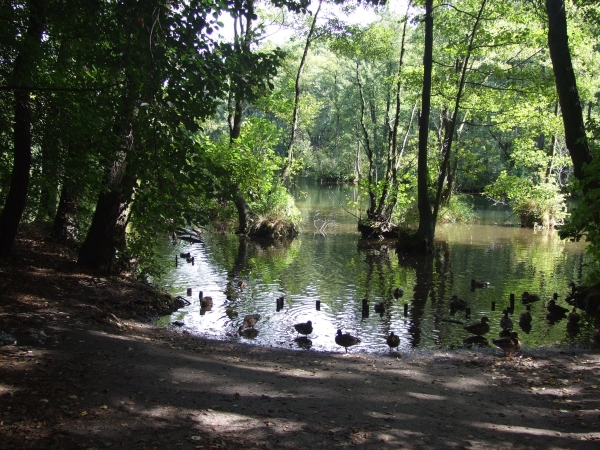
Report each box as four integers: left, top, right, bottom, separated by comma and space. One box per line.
406, 392, 447, 401
469, 421, 600, 441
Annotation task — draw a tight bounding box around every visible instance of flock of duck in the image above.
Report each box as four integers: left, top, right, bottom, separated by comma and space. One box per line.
178, 251, 600, 355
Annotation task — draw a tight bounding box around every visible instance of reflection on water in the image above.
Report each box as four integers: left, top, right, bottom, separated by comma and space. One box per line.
156, 180, 595, 354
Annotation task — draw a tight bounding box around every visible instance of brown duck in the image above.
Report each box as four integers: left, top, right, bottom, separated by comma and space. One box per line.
386, 332, 400, 352
335, 329, 361, 353
449, 295, 467, 310
464, 317, 490, 335
521, 292, 541, 303
546, 299, 569, 316
519, 304, 532, 325
199, 291, 213, 309
492, 332, 522, 356
239, 314, 261, 331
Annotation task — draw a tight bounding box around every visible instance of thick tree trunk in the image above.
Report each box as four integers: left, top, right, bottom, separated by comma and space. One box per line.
78, 146, 136, 271
415, 0, 435, 253
546, 0, 592, 180
0, 0, 45, 256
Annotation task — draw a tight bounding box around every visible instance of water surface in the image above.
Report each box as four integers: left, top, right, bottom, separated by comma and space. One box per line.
156, 181, 595, 354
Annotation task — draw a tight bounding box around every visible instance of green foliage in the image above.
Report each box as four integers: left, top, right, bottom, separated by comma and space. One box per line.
195, 117, 301, 237
559, 118, 600, 276
484, 171, 568, 228
438, 194, 478, 224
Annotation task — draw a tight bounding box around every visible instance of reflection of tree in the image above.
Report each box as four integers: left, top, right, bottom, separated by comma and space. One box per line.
228, 238, 249, 281
398, 252, 434, 348
360, 241, 394, 325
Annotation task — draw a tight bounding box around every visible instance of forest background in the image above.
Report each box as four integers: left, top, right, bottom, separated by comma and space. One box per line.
1, 0, 599, 285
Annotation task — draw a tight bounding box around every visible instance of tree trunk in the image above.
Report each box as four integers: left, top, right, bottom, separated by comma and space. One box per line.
415, 0, 435, 253
234, 188, 251, 235
0, 0, 45, 256
50, 180, 79, 245
281, 0, 322, 183
545, 0, 592, 180
77, 146, 136, 271
35, 128, 60, 225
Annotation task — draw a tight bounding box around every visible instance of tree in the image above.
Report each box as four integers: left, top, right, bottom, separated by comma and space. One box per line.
414, 0, 434, 252
0, 0, 46, 256
281, 0, 323, 183
545, 0, 592, 179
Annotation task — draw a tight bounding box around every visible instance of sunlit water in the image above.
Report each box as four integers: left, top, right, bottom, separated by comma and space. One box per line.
155, 180, 597, 354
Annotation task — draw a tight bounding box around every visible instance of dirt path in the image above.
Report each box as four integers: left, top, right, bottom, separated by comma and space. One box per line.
1, 231, 600, 449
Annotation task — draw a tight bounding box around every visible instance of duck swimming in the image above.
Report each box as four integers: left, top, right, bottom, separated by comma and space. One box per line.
449, 295, 467, 310
471, 279, 489, 289
546, 299, 569, 316
199, 291, 213, 309
519, 304, 532, 325
239, 314, 261, 331
464, 317, 490, 335
393, 288, 404, 299
521, 292, 541, 303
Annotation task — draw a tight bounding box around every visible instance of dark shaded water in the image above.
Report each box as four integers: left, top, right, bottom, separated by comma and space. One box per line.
155, 180, 596, 353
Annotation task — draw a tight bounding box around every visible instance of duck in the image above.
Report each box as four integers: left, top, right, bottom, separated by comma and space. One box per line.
199, 291, 213, 309
521, 292, 541, 303
293, 320, 313, 337
567, 306, 580, 324
225, 307, 238, 319
546, 299, 569, 316
500, 309, 513, 331
374, 302, 385, 313
386, 332, 400, 352
464, 317, 490, 335
335, 329, 361, 353
239, 314, 261, 331
492, 332, 522, 356
471, 279, 489, 289
393, 287, 404, 299
238, 280, 248, 289
519, 304, 532, 325
449, 295, 467, 310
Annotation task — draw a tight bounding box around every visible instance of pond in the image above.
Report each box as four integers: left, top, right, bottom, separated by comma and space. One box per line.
155, 179, 596, 354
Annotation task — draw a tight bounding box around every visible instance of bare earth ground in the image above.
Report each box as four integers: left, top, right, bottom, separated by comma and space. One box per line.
1, 232, 599, 450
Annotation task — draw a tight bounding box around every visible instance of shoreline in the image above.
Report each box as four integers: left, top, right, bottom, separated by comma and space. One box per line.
1, 231, 599, 449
